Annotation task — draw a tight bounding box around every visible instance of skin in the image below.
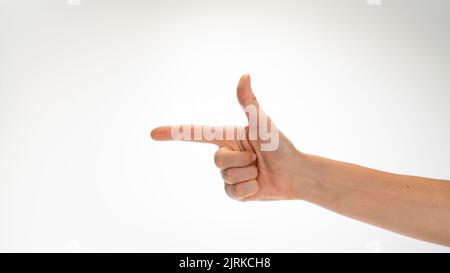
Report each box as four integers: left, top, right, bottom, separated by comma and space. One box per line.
151, 74, 450, 247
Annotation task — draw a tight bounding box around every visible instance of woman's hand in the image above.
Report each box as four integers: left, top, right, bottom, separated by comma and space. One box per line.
151, 74, 306, 201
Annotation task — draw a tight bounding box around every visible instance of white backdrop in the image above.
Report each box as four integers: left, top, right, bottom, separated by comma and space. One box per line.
1, 0, 449, 252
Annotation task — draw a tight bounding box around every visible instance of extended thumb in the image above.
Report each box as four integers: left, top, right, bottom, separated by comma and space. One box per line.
237, 74, 259, 109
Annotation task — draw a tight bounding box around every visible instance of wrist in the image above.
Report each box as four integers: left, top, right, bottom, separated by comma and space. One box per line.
290, 151, 322, 201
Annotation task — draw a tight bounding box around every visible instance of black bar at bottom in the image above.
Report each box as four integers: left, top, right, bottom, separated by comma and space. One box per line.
0, 252, 446, 272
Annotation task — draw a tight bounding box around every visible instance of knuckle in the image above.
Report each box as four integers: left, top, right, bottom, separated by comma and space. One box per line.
230, 183, 244, 199
220, 169, 228, 180
214, 150, 224, 168
224, 184, 233, 199
221, 168, 236, 183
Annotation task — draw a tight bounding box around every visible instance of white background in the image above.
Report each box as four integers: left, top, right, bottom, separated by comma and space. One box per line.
1, 0, 449, 252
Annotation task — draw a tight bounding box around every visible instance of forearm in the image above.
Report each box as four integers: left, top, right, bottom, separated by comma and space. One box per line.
293, 152, 450, 246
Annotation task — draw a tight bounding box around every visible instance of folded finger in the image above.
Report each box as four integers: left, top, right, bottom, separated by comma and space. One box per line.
221, 165, 258, 184
224, 180, 259, 201
214, 147, 256, 169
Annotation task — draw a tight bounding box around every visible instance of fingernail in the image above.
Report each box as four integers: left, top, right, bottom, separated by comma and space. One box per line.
252, 153, 257, 161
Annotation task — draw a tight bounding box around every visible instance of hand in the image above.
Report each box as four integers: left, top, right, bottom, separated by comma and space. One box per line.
151, 74, 304, 201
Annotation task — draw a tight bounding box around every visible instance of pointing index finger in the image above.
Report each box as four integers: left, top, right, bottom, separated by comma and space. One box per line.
151, 125, 247, 147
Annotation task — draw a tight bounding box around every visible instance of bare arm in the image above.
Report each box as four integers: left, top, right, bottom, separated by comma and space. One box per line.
294, 152, 450, 246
